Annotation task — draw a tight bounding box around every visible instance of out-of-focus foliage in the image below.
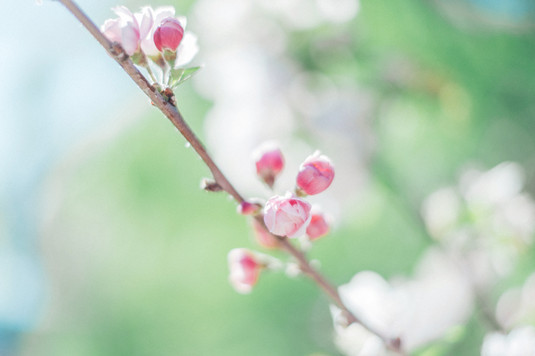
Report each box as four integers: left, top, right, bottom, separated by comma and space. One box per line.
2, 0, 534, 355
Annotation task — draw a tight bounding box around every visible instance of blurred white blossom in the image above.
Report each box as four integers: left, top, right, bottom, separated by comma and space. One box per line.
256, 0, 360, 28
191, 0, 371, 220
331, 306, 392, 356
421, 186, 462, 238
481, 326, 535, 356
421, 162, 535, 288
496, 273, 535, 330
331, 248, 473, 355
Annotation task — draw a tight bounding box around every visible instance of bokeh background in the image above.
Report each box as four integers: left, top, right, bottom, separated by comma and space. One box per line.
2, 0, 535, 355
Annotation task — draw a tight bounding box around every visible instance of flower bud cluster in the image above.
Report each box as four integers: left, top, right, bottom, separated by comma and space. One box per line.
228, 143, 335, 293
101, 6, 199, 90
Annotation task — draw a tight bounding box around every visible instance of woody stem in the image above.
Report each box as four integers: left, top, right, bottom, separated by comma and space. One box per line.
57, 0, 402, 352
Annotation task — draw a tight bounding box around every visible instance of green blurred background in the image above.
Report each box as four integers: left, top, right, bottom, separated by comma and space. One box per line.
2, 0, 535, 355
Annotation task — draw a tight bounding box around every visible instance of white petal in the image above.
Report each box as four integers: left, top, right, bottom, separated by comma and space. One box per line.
135, 6, 154, 38
176, 16, 188, 29
153, 6, 176, 25
174, 32, 199, 67
140, 36, 159, 57
101, 18, 122, 43
121, 25, 140, 56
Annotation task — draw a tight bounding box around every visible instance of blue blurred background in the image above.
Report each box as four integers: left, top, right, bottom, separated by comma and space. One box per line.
2, 0, 535, 355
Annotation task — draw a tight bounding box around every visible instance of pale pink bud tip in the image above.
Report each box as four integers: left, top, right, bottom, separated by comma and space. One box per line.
228, 248, 261, 294
252, 220, 280, 249
153, 18, 184, 52
263, 194, 312, 238
237, 201, 262, 215
296, 151, 335, 195
306, 213, 330, 240
253, 144, 284, 188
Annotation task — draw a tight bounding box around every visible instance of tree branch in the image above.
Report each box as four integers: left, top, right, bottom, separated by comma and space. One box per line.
56, 0, 403, 352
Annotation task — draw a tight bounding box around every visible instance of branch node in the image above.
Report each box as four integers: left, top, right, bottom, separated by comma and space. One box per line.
110, 42, 128, 62
201, 178, 223, 192
162, 87, 177, 107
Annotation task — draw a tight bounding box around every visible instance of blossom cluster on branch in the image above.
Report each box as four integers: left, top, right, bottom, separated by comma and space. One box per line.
54, 1, 535, 355
101, 6, 200, 93
332, 161, 535, 355
229, 144, 334, 293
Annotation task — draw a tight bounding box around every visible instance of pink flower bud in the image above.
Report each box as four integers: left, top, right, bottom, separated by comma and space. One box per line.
228, 248, 261, 294
253, 143, 284, 188
252, 220, 280, 249
153, 18, 184, 52
296, 151, 335, 195
263, 193, 311, 238
306, 212, 330, 240
237, 200, 262, 216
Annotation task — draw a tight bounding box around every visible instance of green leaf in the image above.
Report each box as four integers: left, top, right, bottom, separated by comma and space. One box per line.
169, 66, 202, 88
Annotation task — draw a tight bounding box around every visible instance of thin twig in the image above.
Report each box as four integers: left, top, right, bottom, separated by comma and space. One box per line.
56, 0, 403, 352
253, 216, 401, 352
57, 0, 244, 203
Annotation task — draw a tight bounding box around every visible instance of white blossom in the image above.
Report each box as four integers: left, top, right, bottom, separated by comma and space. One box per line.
421, 162, 535, 288
481, 326, 535, 356
496, 273, 535, 329
331, 248, 473, 355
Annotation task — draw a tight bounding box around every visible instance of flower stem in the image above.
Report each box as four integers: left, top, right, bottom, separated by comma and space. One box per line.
144, 63, 158, 84
56, 0, 403, 353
